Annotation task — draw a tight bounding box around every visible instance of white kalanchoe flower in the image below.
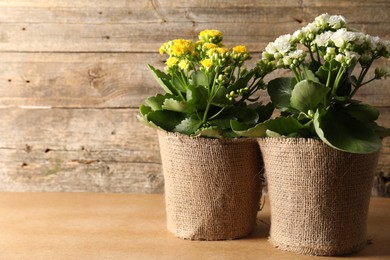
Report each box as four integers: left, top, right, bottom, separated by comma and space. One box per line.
282, 49, 306, 67
314, 31, 333, 47
324, 47, 336, 61
292, 29, 304, 43
375, 66, 390, 79
353, 32, 366, 46
314, 13, 347, 30
377, 38, 390, 54
301, 23, 319, 41
336, 51, 360, 67
273, 34, 293, 54
314, 13, 330, 28
345, 50, 360, 62
366, 35, 381, 51
264, 42, 277, 55
335, 53, 345, 63
330, 28, 356, 48
385, 40, 390, 56
327, 15, 347, 29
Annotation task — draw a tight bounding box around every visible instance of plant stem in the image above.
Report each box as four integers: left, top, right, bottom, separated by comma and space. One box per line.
325, 63, 332, 88
316, 47, 321, 65
307, 44, 316, 62
350, 60, 374, 98
209, 107, 226, 120
332, 67, 346, 96
202, 72, 219, 123
292, 67, 301, 82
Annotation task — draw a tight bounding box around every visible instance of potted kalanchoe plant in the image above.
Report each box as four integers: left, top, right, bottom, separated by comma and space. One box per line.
139, 29, 272, 240
233, 14, 390, 255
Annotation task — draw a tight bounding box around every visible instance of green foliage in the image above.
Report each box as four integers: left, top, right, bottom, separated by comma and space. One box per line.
139, 30, 273, 138
313, 109, 382, 153
235, 14, 390, 153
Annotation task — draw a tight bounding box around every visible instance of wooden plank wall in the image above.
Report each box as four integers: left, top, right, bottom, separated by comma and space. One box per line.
0, 0, 389, 195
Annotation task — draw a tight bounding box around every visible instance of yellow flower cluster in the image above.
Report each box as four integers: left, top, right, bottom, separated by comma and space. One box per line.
159, 29, 250, 72
232, 45, 247, 53
199, 29, 223, 44
200, 59, 213, 70
159, 39, 196, 58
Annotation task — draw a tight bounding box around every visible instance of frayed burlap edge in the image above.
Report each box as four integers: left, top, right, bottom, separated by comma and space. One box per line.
158, 130, 263, 240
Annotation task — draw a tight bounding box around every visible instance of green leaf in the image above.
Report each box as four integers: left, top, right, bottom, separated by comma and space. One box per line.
171, 73, 187, 93
173, 117, 203, 135
192, 70, 210, 87
267, 77, 297, 111
344, 103, 379, 123
371, 123, 390, 138
315, 60, 340, 85
253, 102, 274, 123
148, 65, 177, 95
231, 105, 259, 125
186, 85, 208, 110
138, 104, 154, 127
264, 116, 305, 136
210, 117, 234, 129
147, 110, 186, 131
303, 67, 320, 83
195, 127, 224, 138
265, 130, 282, 137
231, 116, 306, 137
228, 70, 255, 92
162, 98, 195, 113
146, 93, 172, 110
314, 108, 382, 154
230, 120, 267, 137
139, 104, 152, 117
211, 86, 233, 107
290, 80, 329, 113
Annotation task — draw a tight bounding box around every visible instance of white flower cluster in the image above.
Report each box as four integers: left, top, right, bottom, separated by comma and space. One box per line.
259, 13, 390, 72
261, 34, 306, 70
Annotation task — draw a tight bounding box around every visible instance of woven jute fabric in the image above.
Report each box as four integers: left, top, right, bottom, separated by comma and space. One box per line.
258, 137, 380, 256
158, 131, 263, 240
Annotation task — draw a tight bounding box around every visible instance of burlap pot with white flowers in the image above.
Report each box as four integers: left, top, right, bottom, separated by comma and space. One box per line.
258, 137, 380, 256
158, 131, 263, 240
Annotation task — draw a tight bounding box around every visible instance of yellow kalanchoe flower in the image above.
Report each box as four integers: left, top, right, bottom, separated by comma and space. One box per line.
199, 29, 222, 39
203, 43, 218, 50
166, 57, 179, 68
199, 29, 223, 44
171, 39, 195, 57
207, 47, 229, 58
178, 59, 190, 71
232, 45, 247, 53
216, 47, 229, 54
159, 42, 167, 55
201, 59, 213, 69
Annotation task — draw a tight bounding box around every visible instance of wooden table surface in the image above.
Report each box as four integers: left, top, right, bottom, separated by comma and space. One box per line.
0, 193, 389, 260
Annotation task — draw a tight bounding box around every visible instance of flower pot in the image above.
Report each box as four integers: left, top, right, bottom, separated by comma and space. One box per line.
258, 137, 380, 256
158, 131, 263, 240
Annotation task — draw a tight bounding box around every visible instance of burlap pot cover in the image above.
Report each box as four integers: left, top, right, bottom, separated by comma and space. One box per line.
158, 131, 263, 240
258, 137, 380, 256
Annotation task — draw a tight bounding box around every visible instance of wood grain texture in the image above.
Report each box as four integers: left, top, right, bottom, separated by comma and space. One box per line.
0, 193, 389, 259
0, 53, 388, 108
0, 0, 389, 193
0, 107, 388, 193
0, 108, 163, 193
0, 0, 389, 52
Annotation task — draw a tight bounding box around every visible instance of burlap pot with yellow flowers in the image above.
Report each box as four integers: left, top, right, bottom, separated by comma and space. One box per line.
158, 131, 263, 240
259, 137, 380, 256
